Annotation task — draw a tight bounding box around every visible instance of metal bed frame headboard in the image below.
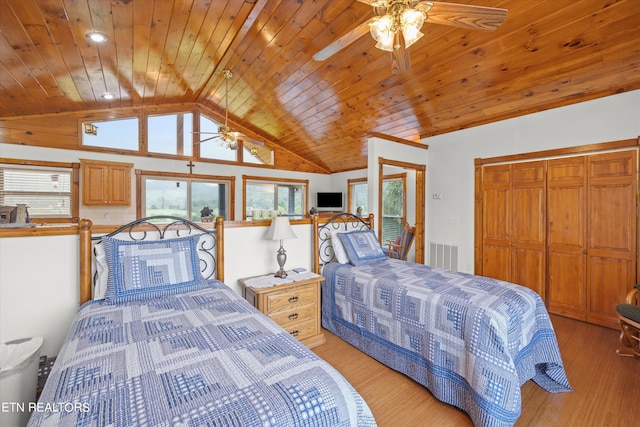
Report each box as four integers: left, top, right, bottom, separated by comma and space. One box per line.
312, 212, 374, 274
78, 215, 224, 305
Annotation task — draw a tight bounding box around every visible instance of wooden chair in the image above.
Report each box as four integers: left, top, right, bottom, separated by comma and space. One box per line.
616, 285, 640, 358
385, 224, 415, 260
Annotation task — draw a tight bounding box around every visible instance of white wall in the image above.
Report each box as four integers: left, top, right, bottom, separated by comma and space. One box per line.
424, 89, 640, 273
0, 235, 78, 356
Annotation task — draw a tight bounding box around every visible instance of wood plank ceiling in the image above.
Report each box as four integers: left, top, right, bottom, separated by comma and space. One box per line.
0, 0, 639, 173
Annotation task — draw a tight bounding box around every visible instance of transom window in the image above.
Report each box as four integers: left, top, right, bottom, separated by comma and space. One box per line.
80, 110, 275, 167
81, 117, 139, 151
148, 113, 193, 156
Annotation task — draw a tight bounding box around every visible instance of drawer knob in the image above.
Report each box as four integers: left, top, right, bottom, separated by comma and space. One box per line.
290, 330, 299, 337
288, 296, 299, 303
288, 313, 299, 320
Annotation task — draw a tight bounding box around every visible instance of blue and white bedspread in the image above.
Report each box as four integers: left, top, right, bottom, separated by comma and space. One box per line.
29, 280, 376, 427
322, 259, 571, 427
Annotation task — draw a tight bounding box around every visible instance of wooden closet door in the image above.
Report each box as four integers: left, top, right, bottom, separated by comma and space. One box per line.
511, 161, 546, 298
587, 150, 637, 328
547, 156, 587, 320
482, 164, 511, 282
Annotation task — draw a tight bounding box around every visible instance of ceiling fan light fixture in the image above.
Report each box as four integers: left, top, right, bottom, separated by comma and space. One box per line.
401, 9, 425, 48
369, 1, 428, 52
370, 16, 395, 52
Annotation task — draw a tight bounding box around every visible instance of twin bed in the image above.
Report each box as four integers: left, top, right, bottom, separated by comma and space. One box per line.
312, 213, 571, 427
29, 216, 375, 426
31, 213, 571, 427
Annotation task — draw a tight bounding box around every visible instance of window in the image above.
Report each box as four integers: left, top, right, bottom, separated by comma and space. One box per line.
82, 117, 139, 151
139, 172, 233, 222
381, 174, 406, 244
243, 142, 274, 166
348, 178, 368, 216
148, 113, 193, 156
244, 176, 308, 220
0, 161, 79, 221
198, 114, 237, 161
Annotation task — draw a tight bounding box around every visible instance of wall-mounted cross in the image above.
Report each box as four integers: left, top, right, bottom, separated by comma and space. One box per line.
187, 161, 195, 174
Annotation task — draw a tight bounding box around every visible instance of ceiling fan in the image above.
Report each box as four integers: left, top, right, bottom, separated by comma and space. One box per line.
313, 1, 507, 74
194, 69, 243, 148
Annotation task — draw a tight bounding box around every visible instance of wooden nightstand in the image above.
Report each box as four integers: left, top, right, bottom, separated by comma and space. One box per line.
241, 273, 326, 348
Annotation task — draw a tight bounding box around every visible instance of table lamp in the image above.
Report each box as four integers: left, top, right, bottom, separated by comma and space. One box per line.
265, 216, 297, 278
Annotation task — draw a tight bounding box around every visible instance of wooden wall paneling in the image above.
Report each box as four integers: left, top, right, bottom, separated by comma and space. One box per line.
482, 163, 511, 282
511, 160, 547, 299
586, 150, 637, 328
547, 156, 588, 320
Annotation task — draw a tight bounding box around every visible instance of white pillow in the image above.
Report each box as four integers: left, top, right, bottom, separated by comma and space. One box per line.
93, 243, 108, 300
330, 230, 350, 264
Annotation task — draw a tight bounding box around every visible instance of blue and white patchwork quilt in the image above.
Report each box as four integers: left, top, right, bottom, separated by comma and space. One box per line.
29, 281, 376, 427
322, 259, 571, 427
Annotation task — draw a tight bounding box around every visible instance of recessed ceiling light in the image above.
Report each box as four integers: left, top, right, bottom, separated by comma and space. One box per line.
86, 32, 108, 42
102, 93, 115, 100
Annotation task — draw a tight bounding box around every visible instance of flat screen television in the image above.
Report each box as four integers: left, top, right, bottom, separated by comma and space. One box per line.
316, 192, 343, 211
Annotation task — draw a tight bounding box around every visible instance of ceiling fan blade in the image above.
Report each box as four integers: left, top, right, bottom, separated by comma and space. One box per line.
391, 33, 410, 74
192, 131, 218, 134
195, 135, 221, 144
313, 18, 376, 61
425, 1, 507, 32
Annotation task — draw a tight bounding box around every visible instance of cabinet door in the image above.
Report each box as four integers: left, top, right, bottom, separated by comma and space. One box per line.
482, 164, 511, 281
108, 165, 131, 205
512, 161, 546, 298
547, 156, 587, 320
83, 163, 108, 205
587, 150, 637, 328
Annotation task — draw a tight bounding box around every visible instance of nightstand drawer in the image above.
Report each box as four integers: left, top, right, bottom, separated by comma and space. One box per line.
240, 274, 325, 349
268, 303, 315, 326
265, 284, 316, 313
281, 318, 316, 341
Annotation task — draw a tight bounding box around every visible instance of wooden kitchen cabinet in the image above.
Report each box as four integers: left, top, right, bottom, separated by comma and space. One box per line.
81, 159, 132, 206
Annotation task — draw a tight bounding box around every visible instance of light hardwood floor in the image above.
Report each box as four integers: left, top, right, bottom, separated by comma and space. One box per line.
312, 314, 639, 427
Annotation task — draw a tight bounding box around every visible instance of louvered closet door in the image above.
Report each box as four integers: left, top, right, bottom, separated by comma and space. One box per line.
547, 156, 588, 320
587, 150, 637, 328
482, 164, 511, 282
511, 161, 546, 299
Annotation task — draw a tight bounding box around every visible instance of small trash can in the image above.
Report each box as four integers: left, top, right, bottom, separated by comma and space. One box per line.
0, 337, 44, 427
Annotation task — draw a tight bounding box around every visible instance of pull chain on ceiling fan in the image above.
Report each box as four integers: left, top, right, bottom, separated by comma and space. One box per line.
195, 69, 242, 148
313, 1, 507, 74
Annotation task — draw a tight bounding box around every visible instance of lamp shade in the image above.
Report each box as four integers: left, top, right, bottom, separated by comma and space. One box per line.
265, 216, 297, 241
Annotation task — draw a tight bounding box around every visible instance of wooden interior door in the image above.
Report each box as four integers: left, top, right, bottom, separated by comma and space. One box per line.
547, 156, 587, 320
482, 164, 511, 282
511, 161, 546, 298
587, 150, 637, 328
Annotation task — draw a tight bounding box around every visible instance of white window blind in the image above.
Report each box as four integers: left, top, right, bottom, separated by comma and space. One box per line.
0, 165, 72, 217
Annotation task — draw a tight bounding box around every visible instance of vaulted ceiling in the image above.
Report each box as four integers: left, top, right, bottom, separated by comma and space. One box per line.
1, 0, 639, 172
